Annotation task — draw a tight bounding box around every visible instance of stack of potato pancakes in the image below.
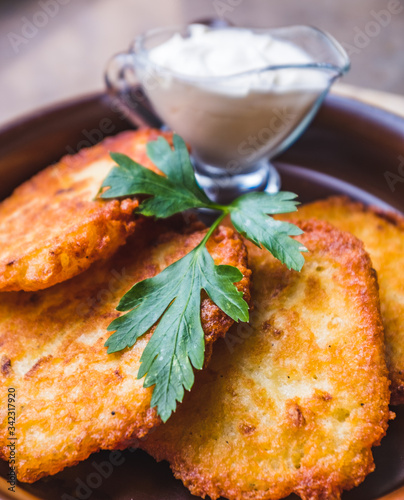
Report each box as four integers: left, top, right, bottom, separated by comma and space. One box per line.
1, 128, 403, 500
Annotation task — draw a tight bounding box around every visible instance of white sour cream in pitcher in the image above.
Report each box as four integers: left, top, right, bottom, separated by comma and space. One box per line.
139, 25, 327, 167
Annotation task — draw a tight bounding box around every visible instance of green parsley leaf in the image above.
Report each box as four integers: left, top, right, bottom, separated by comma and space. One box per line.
100, 135, 211, 218
101, 132, 307, 422
227, 192, 308, 271
105, 235, 248, 422
101, 135, 306, 270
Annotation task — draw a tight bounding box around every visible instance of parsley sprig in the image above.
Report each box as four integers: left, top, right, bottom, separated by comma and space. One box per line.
101, 134, 307, 421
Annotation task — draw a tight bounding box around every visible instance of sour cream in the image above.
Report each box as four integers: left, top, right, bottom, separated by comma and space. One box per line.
148, 24, 312, 80
138, 25, 329, 167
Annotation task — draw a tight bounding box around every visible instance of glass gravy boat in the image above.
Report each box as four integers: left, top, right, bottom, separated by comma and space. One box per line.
106, 24, 350, 202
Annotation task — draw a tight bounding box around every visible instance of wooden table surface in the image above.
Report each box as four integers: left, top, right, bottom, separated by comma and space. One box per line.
333, 83, 404, 119
1, 0, 404, 128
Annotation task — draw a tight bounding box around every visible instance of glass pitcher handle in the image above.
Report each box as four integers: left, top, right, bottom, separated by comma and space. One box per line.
105, 53, 136, 94
105, 52, 162, 128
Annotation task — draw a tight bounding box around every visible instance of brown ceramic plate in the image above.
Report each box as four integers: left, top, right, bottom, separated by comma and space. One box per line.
0, 93, 404, 500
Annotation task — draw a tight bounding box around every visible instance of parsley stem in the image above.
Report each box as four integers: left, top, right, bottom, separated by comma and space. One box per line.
207, 203, 230, 213
200, 212, 227, 247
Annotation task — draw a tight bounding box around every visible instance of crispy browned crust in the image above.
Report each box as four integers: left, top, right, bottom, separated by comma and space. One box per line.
277, 196, 404, 404
0, 128, 172, 292
203, 227, 251, 362
0, 224, 250, 483
141, 220, 391, 500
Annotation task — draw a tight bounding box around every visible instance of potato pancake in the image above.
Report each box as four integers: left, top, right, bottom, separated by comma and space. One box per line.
0, 128, 171, 292
0, 224, 250, 483
277, 197, 404, 404
142, 220, 390, 500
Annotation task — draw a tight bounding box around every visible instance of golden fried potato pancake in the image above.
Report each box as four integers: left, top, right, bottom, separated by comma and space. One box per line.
142, 220, 391, 500
0, 128, 171, 292
0, 224, 250, 483
276, 196, 404, 404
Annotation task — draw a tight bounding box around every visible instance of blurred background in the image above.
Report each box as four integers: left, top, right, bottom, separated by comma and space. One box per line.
0, 0, 403, 127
